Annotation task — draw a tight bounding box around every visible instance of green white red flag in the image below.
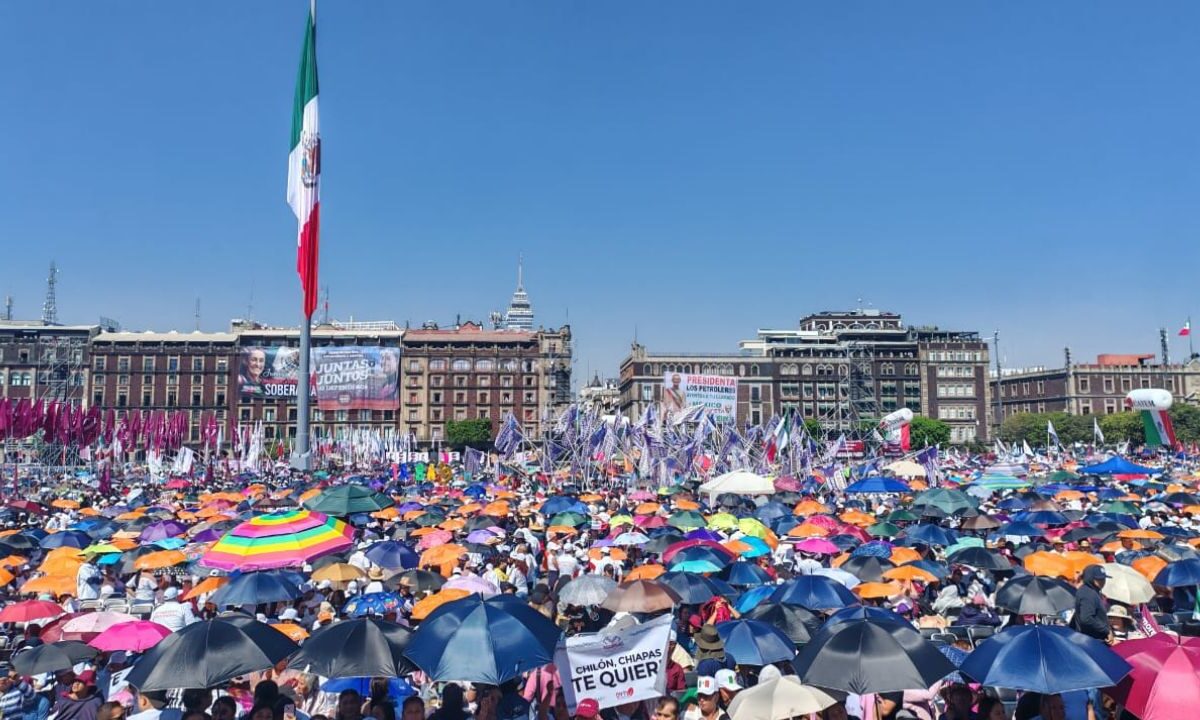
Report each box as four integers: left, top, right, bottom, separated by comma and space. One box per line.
287, 5, 320, 319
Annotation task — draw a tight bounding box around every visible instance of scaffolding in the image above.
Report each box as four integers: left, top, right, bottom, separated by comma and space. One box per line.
34, 336, 88, 467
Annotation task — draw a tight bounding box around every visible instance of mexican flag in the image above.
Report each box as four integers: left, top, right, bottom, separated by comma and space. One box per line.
287, 5, 320, 319
1141, 408, 1178, 449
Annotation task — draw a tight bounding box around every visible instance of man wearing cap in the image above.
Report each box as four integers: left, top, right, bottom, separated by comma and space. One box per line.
694, 677, 729, 720
1072, 565, 1110, 642
148, 586, 197, 632
713, 670, 741, 708
573, 699, 600, 720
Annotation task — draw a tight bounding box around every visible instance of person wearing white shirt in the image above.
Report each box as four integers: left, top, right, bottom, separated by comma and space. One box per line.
149, 587, 197, 632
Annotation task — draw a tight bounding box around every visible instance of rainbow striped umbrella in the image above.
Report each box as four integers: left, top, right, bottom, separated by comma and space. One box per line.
200, 509, 353, 571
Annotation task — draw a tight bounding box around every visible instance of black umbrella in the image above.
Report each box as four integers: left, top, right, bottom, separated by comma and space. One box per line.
658, 572, 717, 605
643, 533, 685, 556
839, 556, 895, 582
289, 618, 415, 677
209, 571, 302, 608
125, 617, 299, 691
946, 547, 1013, 572
960, 515, 1001, 531
12, 641, 98, 675
387, 569, 446, 594
994, 575, 1076, 616
467, 516, 502, 532
745, 602, 821, 645
793, 619, 957, 694
311, 553, 352, 571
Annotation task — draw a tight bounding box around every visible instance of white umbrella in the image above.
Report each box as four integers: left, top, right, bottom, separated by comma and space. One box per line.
1100, 563, 1154, 605
612, 532, 650, 547
802, 566, 860, 589
727, 676, 837, 720
557, 574, 617, 606
885, 460, 926, 478
700, 471, 775, 496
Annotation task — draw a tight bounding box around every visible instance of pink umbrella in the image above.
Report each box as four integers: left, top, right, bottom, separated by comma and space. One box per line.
794, 537, 840, 556
629, 490, 656, 502
774, 477, 802, 492
806, 515, 841, 530
635, 516, 667, 530
1111, 634, 1200, 720
89, 620, 171, 652
61, 611, 138, 634
416, 530, 453, 551
443, 575, 500, 597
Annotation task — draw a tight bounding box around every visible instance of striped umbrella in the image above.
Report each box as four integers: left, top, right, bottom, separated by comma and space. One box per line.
200, 509, 353, 571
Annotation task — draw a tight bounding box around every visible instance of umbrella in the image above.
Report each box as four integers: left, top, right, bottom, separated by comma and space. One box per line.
0, 599, 64, 623
793, 619, 956, 693
726, 676, 837, 720
139, 520, 188, 542
769, 576, 857, 611
822, 605, 909, 629
601, 579, 682, 613
994, 575, 1076, 616
1154, 558, 1200, 587
844, 477, 910, 494
201, 510, 353, 571
722, 561, 771, 587
902, 524, 958, 547
947, 547, 1013, 572
1100, 563, 1155, 605
88, 621, 172, 652
412, 589, 472, 620
343, 592, 403, 617
388, 569, 445, 594
304, 484, 394, 515
960, 515, 1002, 531
209, 571, 303, 607
61, 612, 137, 635
715, 619, 797, 665
365, 541, 420, 570
311, 563, 367, 584
911, 489, 976, 515
838, 556, 895, 583
40, 531, 92, 550
554, 575, 616, 606
1110, 634, 1200, 720
744, 603, 821, 645
403, 595, 561, 684
444, 575, 501, 597
124, 616, 299, 691
12, 640, 98, 674
960, 625, 1131, 693
657, 572, 717, 605
289, 618, 415, 678
794, 537, 841, 555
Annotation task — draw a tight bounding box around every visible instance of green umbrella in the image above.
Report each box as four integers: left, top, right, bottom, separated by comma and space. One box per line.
1099, 501, 1141, 515
304, 485, 394, 515
412, 513, 446, 527
944, 538, 985, 556
668, 510, 708, 530
549, 512, 589, 527
1041, 470, 1080, 484
866, 522, 902, 538
911, 488, 977, 515
886, 509, 920, 523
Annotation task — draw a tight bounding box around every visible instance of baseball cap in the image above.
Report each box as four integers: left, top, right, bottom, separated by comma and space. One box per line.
163, 587, 180, 600
76, 670, 96, 686
715, 669, 742, 691
575, 699, 600, 719
696, 676, 719, 696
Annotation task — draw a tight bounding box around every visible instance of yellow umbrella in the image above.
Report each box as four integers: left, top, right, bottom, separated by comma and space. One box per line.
312, 563, 367, 583
737, 518, 768, 539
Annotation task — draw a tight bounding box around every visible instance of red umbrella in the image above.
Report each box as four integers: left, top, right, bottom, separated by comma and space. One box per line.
7, 500, 45, 515
634, 515, 667, 530
38, 612, 89, 642
1110, 634, 1200, 720
0, 599, 64, 623
165, 479, 191, 490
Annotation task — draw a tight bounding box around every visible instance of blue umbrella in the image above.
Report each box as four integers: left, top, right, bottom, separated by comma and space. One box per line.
769, 576, 857, 611
1154, 558, 1200, 588
827, 534, 862, 551
845, 477, 910, 494
960, 625, 1131, 693
734, 537, 772, 559
343, 592, 404, 617
210, 571, 303, 607
403, 595, 561, 684
152, 538, 187, 550
823, 605, 908, 629
365, 541, 420, 570
754, 502, 792, 524
722, 561, 771, 587
684, 529, 724, 542
735, 585, 776, 614
902, 559, 949, 580
540, 496, 587, 516
707, 577, 741, 601
997, 498, 1029, 511
1016, 510, 1070, 526
658, 572, 718, 604
670, 545, 734, 570
850, 541, 893, 559
40, 531, 92, 550
715, 619, 797, 665
321, 676, 414, 698
671, 559, 724, 574
903, 524, 957, 547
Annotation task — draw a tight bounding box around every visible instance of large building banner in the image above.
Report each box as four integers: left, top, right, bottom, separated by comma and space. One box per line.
660, 372, 738, 422
238, 346, 400, 410
555, 614, 671, 712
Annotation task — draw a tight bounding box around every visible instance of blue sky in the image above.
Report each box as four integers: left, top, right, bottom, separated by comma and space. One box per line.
3, 3, 1198, 382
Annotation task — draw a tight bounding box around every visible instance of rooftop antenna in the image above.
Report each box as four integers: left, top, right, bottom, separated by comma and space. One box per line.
517, 253, 524, 291
320, 286, 330, 325
1160, 327, 1170, 366
3, 295, 12, 321
42, 261, 58, 325
247, 281, 255, 325
194, 297, 201, 331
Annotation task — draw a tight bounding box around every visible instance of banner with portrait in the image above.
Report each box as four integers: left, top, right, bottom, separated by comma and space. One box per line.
660, 372, 737, 423
238, 346, 400, 410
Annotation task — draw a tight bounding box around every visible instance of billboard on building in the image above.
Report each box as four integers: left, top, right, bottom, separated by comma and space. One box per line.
238, 346, 400, 410
660, 372, 737, 422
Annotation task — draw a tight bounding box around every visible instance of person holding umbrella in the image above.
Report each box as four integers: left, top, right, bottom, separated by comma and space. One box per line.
1071, 566, 1110, 642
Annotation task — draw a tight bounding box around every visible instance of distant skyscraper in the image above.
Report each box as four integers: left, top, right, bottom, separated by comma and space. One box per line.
503, 256, 535, 331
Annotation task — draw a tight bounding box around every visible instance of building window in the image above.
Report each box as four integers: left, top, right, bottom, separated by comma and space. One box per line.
523, 391, 535, 403
93, 357, 106, 371
407, 409, 418, 421
1103, 377, 1114, 393
335, 410, 348, 422
904, 363, 918, 375
478, 392, 490, 404
429, 359, 447, 371
880, 363, 895, 376
192, 392, 202, 406
1104, 399, 1117, 414
216, 375, 226, 387
142, 357, 155, 372
453, 376, 467, 387
501, 391, 513, 404
751, 364, 760, 376
501, 376, 513, 387
476, 359, 494, 372
454, 408, 467, 421
1077, 377, 1089, 393
191, 374, 202, 385
117, 393, 127, 407
92, 390, 104, 406
641, 385, 654, 402
408, 359, 421, 372
499, 359, 517, 371
781, 384, 800, 398
166, 392, 177, 407
750, 386, 761, 402
432, 391, 443, 404
751, 410, 761, 425
454, 392, 466, 404
263, 408, 276, 422
216, 358, 228, 372
142, 391, 152, 406
525, 375, 536, 386
1120, 377, 1132, 392
167, 374, 178, 386
451, 359, 471, 372
117, 356, 131, 372
431, 408, 443, 421
1037, 381, 1044, 393
479, 376, 490, 387
408, 392, 419, 404
192, 357, 203, 372
167, 356, 180, 371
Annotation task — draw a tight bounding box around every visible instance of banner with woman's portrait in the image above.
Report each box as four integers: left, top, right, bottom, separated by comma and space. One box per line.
238, 346, 399, 410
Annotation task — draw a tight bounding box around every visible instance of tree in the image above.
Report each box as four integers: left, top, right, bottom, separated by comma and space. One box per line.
998, 413, 1044, 446
1099, 412, 1144, 445
909, 416, 950, 447
1169, 404, 1200, 444
803, 418, 824, 440
445, 418, 492, 449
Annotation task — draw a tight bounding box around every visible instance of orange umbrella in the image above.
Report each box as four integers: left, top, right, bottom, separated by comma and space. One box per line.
1184, 505, 1200, 516
419, 544, 466, 569
723, 539, 752, 555
840, 510, 876, 527
116, 511, 145, 522
108, 538, 137, 551
51, 499, 80, 510
1055, 490, 1085, 501
674, 499, 701, 511
831, 553, 850, 569
1132, 555, 1169, 583
134, 550, 187, 571
759, 528, 780, 551
456, 503, 483, 517
411, 588, 471, 620
883, 566, 937, 583
312, 563, 366, 583
579, 494, 603, 503
0, 530, 18, 538
272, 622, 310, 642
0, 568, 13, 586
1118, 529, 1165, 540
0, 555, 26, 569
793, 500, 830, 516
854, 581, 902, 599
635, 502, 661, 515
1062, 551, 1104, 577
1023, 552, 1073, 579
40, 555, 83, 577
889, 547, 923, 565
403, 510, 427, 522
481, 502, 510, 518
184, 575, 229, 600
439, 519, 466, 532
787, 522, 829, 538
1101, 540, 1142, 553
79, 508, 102, 517
21, 575, 75, 596
626, 564, 665, 580
372, 507, 400, 520
494, 491, 517, 500
588, 548, 627, 562
547, 525, 579, 536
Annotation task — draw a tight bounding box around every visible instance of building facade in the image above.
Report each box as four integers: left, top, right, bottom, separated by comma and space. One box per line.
0, 321, 97, 405
619, 309, 992, 443
994, 352, 1200, 422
